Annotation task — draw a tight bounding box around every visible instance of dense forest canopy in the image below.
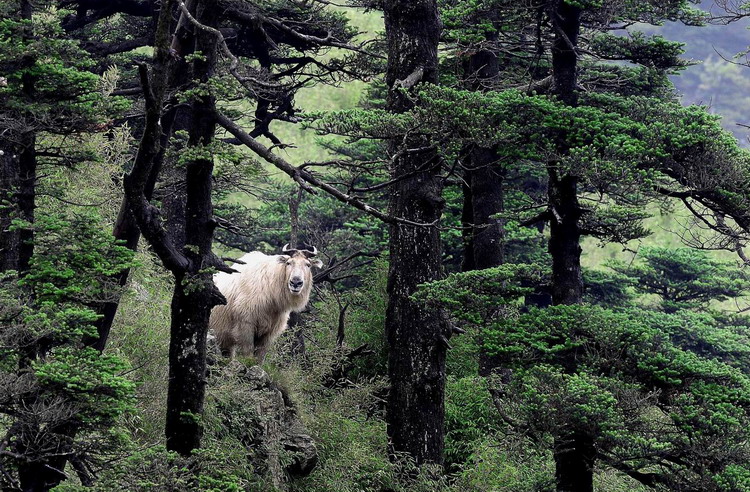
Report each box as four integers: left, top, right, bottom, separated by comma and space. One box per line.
3, 0, 750, 491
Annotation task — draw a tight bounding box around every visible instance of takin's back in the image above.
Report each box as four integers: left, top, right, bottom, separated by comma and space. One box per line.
213, 251, 292, 323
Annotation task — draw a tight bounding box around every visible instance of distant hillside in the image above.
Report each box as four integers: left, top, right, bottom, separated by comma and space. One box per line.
651, 0, 750, 143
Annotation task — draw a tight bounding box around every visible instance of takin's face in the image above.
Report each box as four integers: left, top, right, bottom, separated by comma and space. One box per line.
280, 253, 323, 295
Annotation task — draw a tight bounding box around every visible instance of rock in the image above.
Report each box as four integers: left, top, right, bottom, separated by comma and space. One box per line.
283, 433, 318, 478
211, 363, 318, 489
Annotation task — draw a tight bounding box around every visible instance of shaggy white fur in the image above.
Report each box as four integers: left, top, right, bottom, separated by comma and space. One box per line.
210, 251, 320, 362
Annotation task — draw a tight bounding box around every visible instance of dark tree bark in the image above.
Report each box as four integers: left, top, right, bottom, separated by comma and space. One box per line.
466, 157, 504, 270
1, 1, 36, 275
459, 36, 505, 377
546, 2, 591, 491
162, 177, 188, 250
122, 0, 228, 456
548, 171, 582, 307
461, 148, 505, 275
164, 0, 223, 456
160, 0, 199, 254
470, 153, 507, 378
383, 0, 450, 467
462, 28, 504, 271
555, 431, 596, 492
550, 1, 581, 108
0, 148, 20, 272
547, 0, 583, 313
87, 3, 197, 352
12, 3, 63, 489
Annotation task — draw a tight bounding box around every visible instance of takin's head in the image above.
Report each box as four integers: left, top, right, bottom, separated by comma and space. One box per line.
279, 244, 323, 296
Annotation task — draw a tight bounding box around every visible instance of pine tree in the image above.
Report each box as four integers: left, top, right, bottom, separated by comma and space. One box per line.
418, 265, 750, 491
0, 211, 136, 491
382, 0, 452, 467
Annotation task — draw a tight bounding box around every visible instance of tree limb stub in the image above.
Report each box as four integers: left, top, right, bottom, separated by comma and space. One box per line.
394, 67, 424, 90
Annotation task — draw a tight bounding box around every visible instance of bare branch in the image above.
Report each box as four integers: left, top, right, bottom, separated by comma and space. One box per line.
176, 0, 285, 93
123, 63, 189, 273
216, 112, 439, 227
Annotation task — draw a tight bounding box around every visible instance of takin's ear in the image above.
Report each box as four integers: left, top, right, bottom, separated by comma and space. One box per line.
312, 259, 323, 269
277, 255, 290, 264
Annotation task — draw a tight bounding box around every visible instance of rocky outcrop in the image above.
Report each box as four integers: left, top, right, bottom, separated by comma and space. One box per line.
209, 361, 317, 489
243, 365, 318, 484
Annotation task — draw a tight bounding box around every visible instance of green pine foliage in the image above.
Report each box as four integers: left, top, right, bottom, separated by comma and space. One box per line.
316, 82, 750, 250
419, 264, 750, 490
0, 211, 137, 487
611, 246, 750, 313
0, 9, 128, 133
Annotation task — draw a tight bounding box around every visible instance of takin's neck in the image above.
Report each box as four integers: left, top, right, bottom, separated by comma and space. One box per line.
285, 288, 311, 312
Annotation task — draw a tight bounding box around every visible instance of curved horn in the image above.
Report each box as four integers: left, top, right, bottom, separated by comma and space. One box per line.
299, 245, 318, 257
282, 243, 294, 253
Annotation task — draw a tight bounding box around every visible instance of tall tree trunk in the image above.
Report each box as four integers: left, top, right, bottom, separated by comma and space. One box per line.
1, 1, 36, 275
467, 156, 504, 270
550, 0, 580, 108
548, 172, 582, 306
555, 431, 596, 492
460, 38, 505, 377
17, 0, 35, 275
470, 158, 506, 377
13, 4, 62, 489
461, 148, 505, 276
461, 38, 504, 272
123, 0, 225, 457
163, 178, 188, 250
88, 5, 197, 352
547, 2, 591, 491
12, 129, 53, 489
383, 0, 449, 467
0, 148, 21, 272
468, 28, 504, 268
164, 0, 222, 455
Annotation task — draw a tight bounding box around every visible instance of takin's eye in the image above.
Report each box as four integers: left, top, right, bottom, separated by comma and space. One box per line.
305, 261, 311, 267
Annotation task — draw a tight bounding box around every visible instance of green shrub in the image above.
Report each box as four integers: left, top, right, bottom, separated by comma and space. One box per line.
453, 441, 554, 492
444, 376, 501, 470
53, 445, 265, 492
340, 258, 389, 379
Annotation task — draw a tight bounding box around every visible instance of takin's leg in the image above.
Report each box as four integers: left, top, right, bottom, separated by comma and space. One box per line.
212, 307, 236, 359
254, 338, 270, 365
216, 329, 236, 359
218, 336, 239, 360
254, 314, 290, 364
233, 321, 256, 360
